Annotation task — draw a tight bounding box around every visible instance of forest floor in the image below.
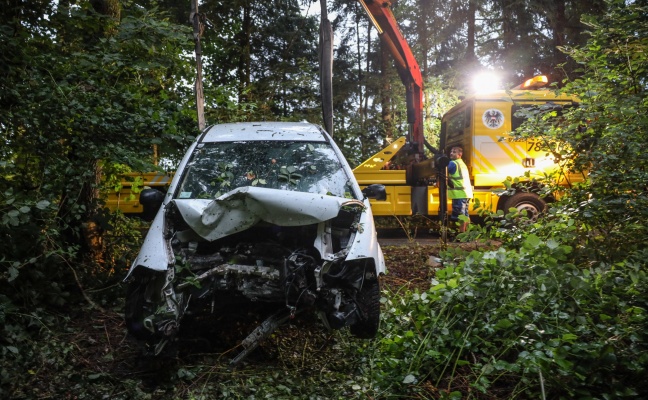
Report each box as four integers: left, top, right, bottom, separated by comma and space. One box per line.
11, 241, 489, 399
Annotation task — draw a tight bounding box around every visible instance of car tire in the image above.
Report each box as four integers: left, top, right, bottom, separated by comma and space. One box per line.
502, 192, 546, 222
124, 276, 157, 341
350, 279, 381, 339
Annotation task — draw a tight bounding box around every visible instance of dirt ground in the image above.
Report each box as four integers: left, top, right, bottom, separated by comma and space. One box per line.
14, 241, 483, 399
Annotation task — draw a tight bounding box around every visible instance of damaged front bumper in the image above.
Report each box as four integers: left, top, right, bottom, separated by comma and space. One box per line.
125, 187, 384, 364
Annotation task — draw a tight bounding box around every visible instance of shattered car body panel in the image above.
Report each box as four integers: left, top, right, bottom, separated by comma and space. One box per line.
124, 122, 385, 363
174, 187, 363, 241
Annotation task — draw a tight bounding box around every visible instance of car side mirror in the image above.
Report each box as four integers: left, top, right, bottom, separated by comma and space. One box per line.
362, 184, 387, 201
139, 188, 165, 221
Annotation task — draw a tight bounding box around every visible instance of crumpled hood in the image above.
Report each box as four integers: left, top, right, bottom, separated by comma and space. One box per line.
172, 186, 364, 241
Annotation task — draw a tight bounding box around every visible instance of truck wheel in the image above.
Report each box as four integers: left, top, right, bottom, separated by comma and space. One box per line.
350, 279, 381, 339
502, 192, 546, 222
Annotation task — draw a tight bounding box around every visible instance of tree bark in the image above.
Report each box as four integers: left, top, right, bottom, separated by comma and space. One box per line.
90, 0, 120, 35
380, 42, 394, 143
466, 0, 477, 64
191, 0, 206, 131
75, 0, 122, 266
550, 0, 568, 80
319, 0, 334, 135
238, 5, 252, 104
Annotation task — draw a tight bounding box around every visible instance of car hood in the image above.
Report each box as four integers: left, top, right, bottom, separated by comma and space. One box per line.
129, 186, 384, 276
172, 186, 365, 241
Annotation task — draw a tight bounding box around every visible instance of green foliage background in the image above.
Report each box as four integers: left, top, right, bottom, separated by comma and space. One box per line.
361, 1, 648, 397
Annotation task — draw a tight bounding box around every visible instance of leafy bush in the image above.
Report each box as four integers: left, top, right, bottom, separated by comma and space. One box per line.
512, 0, 648, 263
367, 235, 648, 398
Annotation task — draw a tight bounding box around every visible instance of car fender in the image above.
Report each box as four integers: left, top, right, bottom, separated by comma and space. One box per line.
345, 198, 386, 275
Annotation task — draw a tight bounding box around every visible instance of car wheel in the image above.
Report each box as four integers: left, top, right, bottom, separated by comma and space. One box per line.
350, 279, 381, 339
502, 192, 546, 222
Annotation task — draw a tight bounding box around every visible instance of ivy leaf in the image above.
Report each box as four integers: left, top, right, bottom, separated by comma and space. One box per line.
7, 266, 19, 282
36, 200, 50, 210
495, 319, 513, 329
546, 239, 560, 250
562, 333, 578, 343
523, 234, 541, 249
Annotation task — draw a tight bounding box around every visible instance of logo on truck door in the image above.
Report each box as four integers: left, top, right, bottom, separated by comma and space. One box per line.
482, 109, 504, 129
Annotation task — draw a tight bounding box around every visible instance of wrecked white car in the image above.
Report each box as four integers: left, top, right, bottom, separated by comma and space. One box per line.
124, 122, 386, 364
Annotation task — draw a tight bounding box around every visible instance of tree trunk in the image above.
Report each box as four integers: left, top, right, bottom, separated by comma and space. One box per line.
359, 22, 372, 155
238, 5, 252, 104
356, 11, 365, 145
549, 0, 568, 81
319, 0, 334, 135
74, 0, 122, 266
191, 0, 206, 131
90, 0, 120, 35
466, 0, 477, 64
380, 42, 394, 144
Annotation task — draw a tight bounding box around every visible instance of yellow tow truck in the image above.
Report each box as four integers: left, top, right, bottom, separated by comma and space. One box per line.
354, 75, 586, 220
105, 171, 172, 217
106, 77, 585, 223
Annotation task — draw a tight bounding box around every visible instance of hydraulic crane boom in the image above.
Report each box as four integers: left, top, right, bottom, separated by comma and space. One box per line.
355, 0, 448, 227
357, 0, 425, 157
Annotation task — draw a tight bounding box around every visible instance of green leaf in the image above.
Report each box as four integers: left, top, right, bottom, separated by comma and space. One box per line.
524, 234, 541, 249
432, 283, 446, 291
495, 319, 513, 329
36, 200, 50, 210
7, 266, 19, 282
562, 333, 578, 343
546, 239, 559, 250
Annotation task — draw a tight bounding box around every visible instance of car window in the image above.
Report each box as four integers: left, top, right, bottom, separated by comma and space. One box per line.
175, 141, 356, 199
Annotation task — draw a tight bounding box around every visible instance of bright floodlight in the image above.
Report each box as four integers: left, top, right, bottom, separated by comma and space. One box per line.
471, 72, 501, 93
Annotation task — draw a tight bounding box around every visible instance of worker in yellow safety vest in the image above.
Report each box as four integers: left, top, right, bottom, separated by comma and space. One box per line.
447, 146, 473, 233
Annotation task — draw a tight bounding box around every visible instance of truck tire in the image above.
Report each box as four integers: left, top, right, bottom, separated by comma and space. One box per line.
502, 192, 546, 222
350, 279, 381, 339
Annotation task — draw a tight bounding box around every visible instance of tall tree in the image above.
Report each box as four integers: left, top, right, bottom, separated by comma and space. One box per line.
0, 0, 195, 293
74, 0, 122, 263
199, 0, 320, 123
539, 0, 608, 82
320, 0, 334, 135
519, 0, 648, 261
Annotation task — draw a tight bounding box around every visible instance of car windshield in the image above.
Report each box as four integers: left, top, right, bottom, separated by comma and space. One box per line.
175, 141, 356, 199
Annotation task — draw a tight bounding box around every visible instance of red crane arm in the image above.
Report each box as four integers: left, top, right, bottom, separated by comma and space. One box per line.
357, 0, 424, 156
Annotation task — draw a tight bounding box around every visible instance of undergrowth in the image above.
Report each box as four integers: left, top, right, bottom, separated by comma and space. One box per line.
361, 229, 648, 399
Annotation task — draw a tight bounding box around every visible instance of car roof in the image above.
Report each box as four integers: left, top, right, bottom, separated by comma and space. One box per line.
200, 121, 329, 143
